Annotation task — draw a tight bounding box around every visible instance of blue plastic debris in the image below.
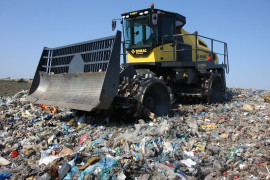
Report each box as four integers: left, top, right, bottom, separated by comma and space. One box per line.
61, 126, 71, 130
178, 171, 187, 178
44, 113, 53, 120
0, 173, 12, 180
63, 166, 80, 180
78, 157, 118, 180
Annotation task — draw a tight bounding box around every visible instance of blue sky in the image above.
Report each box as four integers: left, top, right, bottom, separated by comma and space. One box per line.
1, 0, 270, 90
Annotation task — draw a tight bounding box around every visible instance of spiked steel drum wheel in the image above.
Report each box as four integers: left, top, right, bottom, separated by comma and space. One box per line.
141, 79, 171, 116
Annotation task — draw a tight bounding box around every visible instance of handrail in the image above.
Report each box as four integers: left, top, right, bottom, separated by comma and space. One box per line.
161, 33, 229, 73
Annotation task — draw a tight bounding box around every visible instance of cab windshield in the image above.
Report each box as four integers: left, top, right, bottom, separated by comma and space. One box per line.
124, 16, 154, 49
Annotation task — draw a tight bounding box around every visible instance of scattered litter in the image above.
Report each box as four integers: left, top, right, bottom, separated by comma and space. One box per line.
0, 157, 10, 166
0, 88, 269, 179
180, 158, 196, 167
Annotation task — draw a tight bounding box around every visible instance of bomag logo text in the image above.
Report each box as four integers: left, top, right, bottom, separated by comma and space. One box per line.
130, 49, 147, 55
135, 49, 147, 55
130, 11, 138, 16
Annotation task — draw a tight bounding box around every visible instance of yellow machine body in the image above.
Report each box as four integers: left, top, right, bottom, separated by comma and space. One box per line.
127, 29, 218, 64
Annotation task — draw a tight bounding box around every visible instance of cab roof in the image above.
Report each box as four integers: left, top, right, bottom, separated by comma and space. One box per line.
121, 8, 186, 25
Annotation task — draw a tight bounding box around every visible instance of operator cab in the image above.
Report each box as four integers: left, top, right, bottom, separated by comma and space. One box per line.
121, 4, 186, 57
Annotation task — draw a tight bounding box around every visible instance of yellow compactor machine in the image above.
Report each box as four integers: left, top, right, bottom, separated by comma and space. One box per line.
27, 4, 229, 117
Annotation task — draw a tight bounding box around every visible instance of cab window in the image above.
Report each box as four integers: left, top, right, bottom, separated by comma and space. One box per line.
124, 16, 153, 48
160, 15, 175, 43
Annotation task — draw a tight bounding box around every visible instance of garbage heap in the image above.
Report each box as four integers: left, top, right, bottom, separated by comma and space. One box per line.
0, 89, 269, 180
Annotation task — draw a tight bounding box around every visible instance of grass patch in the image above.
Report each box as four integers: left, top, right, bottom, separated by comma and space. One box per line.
0, 80, 31, 96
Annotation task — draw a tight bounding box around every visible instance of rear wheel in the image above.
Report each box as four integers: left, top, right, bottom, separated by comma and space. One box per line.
211, 77, 224, 103
206, 76, 224, 103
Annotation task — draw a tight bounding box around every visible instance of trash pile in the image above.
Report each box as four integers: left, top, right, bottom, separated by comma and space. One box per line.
0, 88, 269, 180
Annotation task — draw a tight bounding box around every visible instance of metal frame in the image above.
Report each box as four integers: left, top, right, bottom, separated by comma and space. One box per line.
40, 35, 117, 74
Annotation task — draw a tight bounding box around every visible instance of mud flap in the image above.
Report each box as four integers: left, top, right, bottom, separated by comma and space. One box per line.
27, 31, 121, 111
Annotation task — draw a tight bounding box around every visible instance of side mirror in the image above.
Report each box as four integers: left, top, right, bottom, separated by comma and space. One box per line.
112, 20, 116, 31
